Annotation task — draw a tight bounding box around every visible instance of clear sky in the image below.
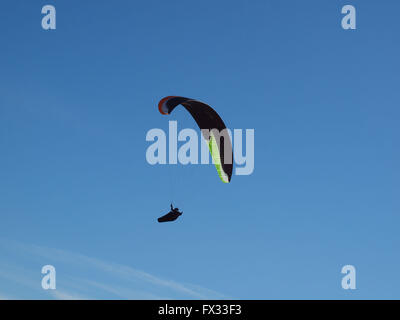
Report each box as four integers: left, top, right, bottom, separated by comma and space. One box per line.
0, 0, 399, 299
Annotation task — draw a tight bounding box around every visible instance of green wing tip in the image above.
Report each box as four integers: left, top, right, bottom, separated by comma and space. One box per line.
208, 136, 230, 184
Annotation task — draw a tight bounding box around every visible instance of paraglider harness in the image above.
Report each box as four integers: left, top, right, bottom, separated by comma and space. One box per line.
157, 204, 183, 223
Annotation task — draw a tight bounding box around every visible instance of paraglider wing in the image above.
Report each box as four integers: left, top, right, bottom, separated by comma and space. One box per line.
158, 96, 233, 183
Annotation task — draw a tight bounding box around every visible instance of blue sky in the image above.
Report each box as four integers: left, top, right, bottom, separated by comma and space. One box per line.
0, 0, 399, 299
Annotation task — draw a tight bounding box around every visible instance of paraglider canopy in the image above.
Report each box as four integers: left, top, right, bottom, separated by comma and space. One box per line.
158, 96, 233, 183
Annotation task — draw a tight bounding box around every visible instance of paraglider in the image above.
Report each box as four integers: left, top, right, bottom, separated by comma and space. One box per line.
157, 204, 183, 223
156, 96, 233, 222
158, 96, 233, 183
